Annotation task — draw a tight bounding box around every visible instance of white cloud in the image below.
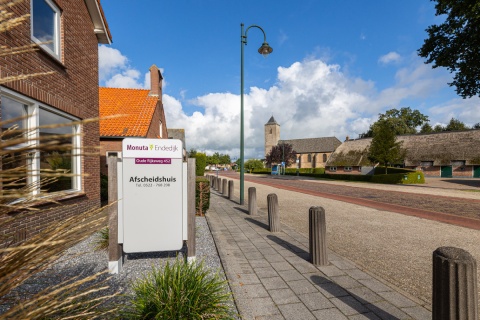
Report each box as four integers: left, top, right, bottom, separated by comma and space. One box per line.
98, 45, 127, 82
378, 51, 401, 65
100, 47, 480, 159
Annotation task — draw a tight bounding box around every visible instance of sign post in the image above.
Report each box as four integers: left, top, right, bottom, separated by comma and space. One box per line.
122, 138, 183, 253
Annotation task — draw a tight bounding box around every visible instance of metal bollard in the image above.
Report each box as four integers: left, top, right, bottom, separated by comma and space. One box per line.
222, 179, 227, 195
228, 180, 234, 200
432, 247, 478, 319
267, 193, 280, 232
248, 187, 257, 215
309, 206, 328, 266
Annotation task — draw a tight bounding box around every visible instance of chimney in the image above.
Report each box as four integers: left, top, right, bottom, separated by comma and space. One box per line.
149, 64, 163, 97
345, 135, 350, 141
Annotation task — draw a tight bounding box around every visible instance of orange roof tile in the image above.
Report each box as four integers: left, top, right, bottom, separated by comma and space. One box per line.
99, 87, 158, 137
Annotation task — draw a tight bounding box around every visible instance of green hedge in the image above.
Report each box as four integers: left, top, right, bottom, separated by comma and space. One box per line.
195, 153, 207, 176
373, 166, 416, 175
196, 177, 210, 215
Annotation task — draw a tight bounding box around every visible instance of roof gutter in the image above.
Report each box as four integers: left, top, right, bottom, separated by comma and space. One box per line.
84, 0, 112, 44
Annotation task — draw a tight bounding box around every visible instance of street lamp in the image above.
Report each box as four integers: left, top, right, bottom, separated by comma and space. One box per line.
240, 23, 273, 205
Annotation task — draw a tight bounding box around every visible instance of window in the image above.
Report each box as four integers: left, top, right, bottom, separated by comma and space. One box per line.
159, 121, 163, 138
1, 90, 80, 196
307, 154, 312, 162
31, 0, 61, 60
344, 166, 352, 172
323, 154, 327, 162
329, 166, 337, 172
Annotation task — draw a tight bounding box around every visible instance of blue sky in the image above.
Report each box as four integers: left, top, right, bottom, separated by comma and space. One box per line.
98, 0, 480, 159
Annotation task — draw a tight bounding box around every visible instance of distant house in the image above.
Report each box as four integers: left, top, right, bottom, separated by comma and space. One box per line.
99, 65, 168, 175
264, 116, 341, 168
0, 0, 112, 247
326, 130, 480, 178
168, 128, 187, 160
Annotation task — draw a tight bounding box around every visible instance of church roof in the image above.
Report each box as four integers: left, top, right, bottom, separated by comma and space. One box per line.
325, 129, 480, 166
265, 116, 279, 125
278, 137, 342, 154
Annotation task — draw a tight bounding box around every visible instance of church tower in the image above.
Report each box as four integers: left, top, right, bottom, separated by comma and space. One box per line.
264, 116, 280, 157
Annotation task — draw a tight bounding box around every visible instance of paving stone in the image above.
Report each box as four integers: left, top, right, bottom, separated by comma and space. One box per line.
358, 279, 392, 293
330, 296, 370, 316
249, 258, 271, 268
377, 291, 418, 308
241, 284, 269, 298
269, 288, 301, 305
289, 260, 319, 273
344, 268, 374, 281
348, 286, 384, 304
330, 275, 363, 289
244, 297, 281, 317
330, 259, 356, 270
313, 280, 350, 299
288, 279, 319, 294
366, 301, 410, 320
348, 312, 382, 319
278, 269, 305, 282
271, 261, 294, 272
400, 306, 431, 320
264, 254, 287, 263
253, 314, 286, 320
236, 273, 260, 285
254, 266, 279, 278
312, 308, 349, 320
278, 302, 316, 320
298, 292, 335, 311
261, 276, 289, 290
244, 251, 265, 260
317, 264, 346, 277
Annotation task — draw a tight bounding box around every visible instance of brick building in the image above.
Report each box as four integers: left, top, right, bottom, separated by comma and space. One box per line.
264, 116, 341, 168
326, 130, 480, 178
99, 65, 168, 175
0, 0, 111, 247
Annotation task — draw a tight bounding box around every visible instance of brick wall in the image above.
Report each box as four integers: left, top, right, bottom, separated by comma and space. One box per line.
0, 0, 101, 247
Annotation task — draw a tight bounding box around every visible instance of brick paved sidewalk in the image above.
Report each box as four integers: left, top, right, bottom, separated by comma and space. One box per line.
206, 192, 431, 320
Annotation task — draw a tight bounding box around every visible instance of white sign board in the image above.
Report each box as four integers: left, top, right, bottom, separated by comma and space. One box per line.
122, 138, 183, 253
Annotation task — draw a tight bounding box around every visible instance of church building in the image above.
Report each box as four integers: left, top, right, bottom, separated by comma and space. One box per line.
264, 116, 342, 169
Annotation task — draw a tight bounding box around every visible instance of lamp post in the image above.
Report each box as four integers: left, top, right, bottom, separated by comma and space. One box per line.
240, 23, 273, 205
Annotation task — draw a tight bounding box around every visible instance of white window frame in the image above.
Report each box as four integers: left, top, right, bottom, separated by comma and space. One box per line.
30, 0, 61, 60
159, 121, 163, 138
329, 166, 337, 172
344, 166, 352, 172
1, 88, 81, 196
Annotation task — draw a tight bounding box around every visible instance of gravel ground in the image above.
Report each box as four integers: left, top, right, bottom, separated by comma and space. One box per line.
0, 216, 239, 317
230, 176, 480, 311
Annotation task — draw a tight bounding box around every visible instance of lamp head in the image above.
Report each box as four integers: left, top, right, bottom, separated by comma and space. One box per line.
258, 42, 273, 57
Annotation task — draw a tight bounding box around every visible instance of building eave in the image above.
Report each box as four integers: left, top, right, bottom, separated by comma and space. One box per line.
84, 0, 112, 44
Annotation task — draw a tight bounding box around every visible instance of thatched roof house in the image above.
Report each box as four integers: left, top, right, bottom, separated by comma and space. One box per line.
326, 129, 480, 177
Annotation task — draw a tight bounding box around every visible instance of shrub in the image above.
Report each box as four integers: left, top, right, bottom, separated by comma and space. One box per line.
92, 227, 109, 252
100, 173, 108, 203
122, 258, 234, 319
196, 177, 210, 216
195, 153, 207, 176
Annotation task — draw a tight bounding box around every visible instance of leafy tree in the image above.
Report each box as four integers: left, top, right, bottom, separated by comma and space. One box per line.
420, 122, 433, 133
433, 124, 444, 132
361, 107, 429, 137
444, 118, 468, 131
418, 0, 480, 98
195, 152, 206, 176
473, 123, 480, 129
265, 143, 296, 167
188, 148, 197, 158
219, 154, 231, 166
244, 159, 264, 173
367, 120, 405, 174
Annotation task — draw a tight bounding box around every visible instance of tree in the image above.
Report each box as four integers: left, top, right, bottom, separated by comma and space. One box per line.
219, 154, 231, 166
420, 122, 433, 134
360, 107, 429, 137
188, 148, 197, 157
265, 143, 296, 167
367, 120, 405, 174
433, 124, 444, 132
473, 123, 480, 129
444, 118, 468, 131
418, 0, 480, 98
244, 159, 264, 173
